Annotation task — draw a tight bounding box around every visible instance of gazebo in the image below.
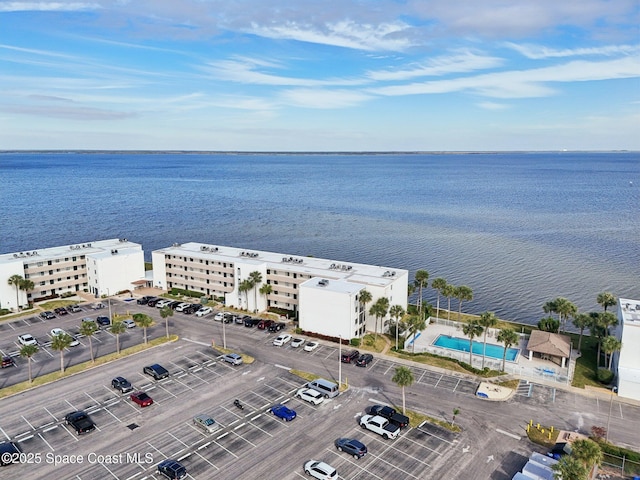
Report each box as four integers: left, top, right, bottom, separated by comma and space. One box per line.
525, 331, 572, 368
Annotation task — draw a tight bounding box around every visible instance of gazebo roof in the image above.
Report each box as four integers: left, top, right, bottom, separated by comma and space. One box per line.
526, 331, 571, 358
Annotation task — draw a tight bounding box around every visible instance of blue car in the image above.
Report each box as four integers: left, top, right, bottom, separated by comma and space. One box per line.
270, 404, 296, 421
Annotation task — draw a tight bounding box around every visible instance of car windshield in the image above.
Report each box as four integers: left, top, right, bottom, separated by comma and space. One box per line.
138, 393, 150, 400
204, 418, 214, 425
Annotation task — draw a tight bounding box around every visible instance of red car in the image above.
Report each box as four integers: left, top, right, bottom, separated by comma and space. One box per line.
130, 391, 153, 407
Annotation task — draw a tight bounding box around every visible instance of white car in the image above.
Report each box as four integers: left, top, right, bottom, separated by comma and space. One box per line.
304, 460, 337, 479
304, 341, 319, 352
273, 334, 292, 346
90, 302, 105, 310
50, 328, 79, 346
175, 302, 191, 312
155, 299, 172, 308
195, 306, 212, 317
122, 319, 136, 328
295, 388, 324, 405
291, 338, 304, 348
18, 334, 38, 346
213, 312, 224, 322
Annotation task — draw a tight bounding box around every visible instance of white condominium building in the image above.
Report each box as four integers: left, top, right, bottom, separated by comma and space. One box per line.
0, 239, 145, 310
615, 299, 640, 401
152, 242, 408, 339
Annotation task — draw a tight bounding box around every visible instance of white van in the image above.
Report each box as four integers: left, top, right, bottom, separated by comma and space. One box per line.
306, 378, 339, 398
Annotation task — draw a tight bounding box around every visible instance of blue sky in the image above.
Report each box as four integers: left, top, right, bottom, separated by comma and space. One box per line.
1, 0, 639, 151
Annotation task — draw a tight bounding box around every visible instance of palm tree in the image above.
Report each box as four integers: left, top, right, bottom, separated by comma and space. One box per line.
110, 320, 126, 354
455, 285, 473, 321
543, 299, 558, 321
406, 314, 427, 353
599, 311, 618, 337
8, 274, 24, 310
414, 269, 429, 318
461, 320, 483, 367
571, 438, 603, 477
442, 283, 455, 321
20, 344, 38, 383
555, 297, 577, 333
572, 313, 591, 353
259, 283, 272, 311
496, 328, 519, 372
478, 311, 498, 369
552, 455, 589, 480
392, 366, 414, 415
249, 271, 262, 312
159, 306, 173, 338
238, 279, 253, 310
133, 313, 154, 344
451, 407, 460, 427
389, 305, 405, 350
50, 332, 73, 373
20, 278, 34, 308
588, 312, 607, 368
538, 316, 560, 333
369, 297, 389, 340
79, 320, 98, 362
431, 277, 447, 319
359, 289, 372, 327
602, 336, 622, 371
597, 292, 617, 312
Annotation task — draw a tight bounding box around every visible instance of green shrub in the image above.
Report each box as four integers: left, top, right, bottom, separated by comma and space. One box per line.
0, 308, 11, 316
596, 368, 614, 384
350, 338, 361, 347
169, 288, 204, 298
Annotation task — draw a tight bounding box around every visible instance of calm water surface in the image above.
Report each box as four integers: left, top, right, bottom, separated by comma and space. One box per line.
1, 151, 638, 325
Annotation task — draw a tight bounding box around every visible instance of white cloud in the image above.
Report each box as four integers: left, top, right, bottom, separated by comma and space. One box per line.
279, 88, 372, 108
0, 2, 100, 12
506, 42, 640, 59
477, 101, 509, 110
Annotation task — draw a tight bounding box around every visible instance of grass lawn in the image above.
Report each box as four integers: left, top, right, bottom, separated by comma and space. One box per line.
571, 335, 605, 389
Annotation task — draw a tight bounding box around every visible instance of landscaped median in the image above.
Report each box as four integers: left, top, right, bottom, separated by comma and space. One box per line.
0, 335, 178, 400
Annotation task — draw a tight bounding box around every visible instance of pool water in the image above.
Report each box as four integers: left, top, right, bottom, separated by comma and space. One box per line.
432, 334, 519, 362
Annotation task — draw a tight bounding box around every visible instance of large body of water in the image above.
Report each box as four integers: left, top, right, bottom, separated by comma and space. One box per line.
1, 151, 638, 326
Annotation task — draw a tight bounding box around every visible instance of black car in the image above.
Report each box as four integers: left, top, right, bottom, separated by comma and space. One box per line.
158, 459, 187, 479
96, 316, 111, 328
244, 318, 261, 327
236, 315, 250, 324
39, 311, 56, 320
355, 353, 374, 367
0, 441, 20, 466
143, 364, 169, 380
167, 301, 182, 310
189, 304, 203, 313
341, 349, 360, 363
65, 411, 96, 435
267, 322, 285, 332
335, 437, 368, 459
136, 296, 155, 305
369, 404, 410, 428
146, 297, 160, 307
111, 376, 134, 393
54, 307, 68, 316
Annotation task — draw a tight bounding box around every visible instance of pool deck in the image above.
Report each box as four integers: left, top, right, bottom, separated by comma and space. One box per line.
476, 382, 515, 401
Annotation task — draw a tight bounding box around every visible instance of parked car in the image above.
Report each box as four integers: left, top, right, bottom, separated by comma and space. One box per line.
273, 334, 292, 346
222, 353, 243, 366
304, 341, 319, 352
111, 376, 134, 393
257, 319, 274, 330
136, 296, 155, 305
50, 328, 79, 346
17, 334, 37, 346
341, 349, 360, 363
81, 317, 97, 327
130, 391, 154, 407
295, 388, 324, 405
213, 312, 224, 322
303, 460, 337, 479
54, 307, 68, 316
359, 414, 400, 439
143, 364, 169, 380
237, 314, 250, 324
270, 404, 296, 421
267, 322, 285, 332
40, 311, 56, 320
90, 302, 105, 310
157, 459, 187, 479
96, 316, 111, 328
1, 356, 15, 368
185, 304, 202, 314
155, 299, 172, 308
195, 306, 212, 317
335, 438, 367, 459
66, 304, 82, 313
355, 353, 374, 367
291, 338, 305, 348
368, 405, 410, 428
193, 414, 219, 434
146, 297, 160, 307
122, 319, 136, 328
167, 301, 182, 310
222, 313, 234, 324
65, 411, 96, 435
244, 317, 261, 327
0, 441, 21, 466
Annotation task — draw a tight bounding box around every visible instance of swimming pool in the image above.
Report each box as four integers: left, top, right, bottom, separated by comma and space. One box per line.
432, 334, 520, 362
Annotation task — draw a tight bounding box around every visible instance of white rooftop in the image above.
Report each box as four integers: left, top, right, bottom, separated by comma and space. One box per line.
0, 239, 141, 264
302, 277, 363, 294
618, 298, 640, 382
155, 242, 407, 285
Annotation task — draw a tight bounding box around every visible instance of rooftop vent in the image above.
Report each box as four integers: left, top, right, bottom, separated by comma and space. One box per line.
318, 279, 329, 286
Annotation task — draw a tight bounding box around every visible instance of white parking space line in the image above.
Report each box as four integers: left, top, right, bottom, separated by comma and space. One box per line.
102, 406, 122, 423
325, 448, 386, 480
170, 376, 195, 391
0, 427, 10, 441
154, 382, 177, 398
383, 363, 395, 375
434, 374, 444, 388
60, 423, 80, 441
401, 429, 443, 455
417, 370, 427, 383
43, 406, 58, 421
21, 415, 36, 430
417, 422, 456, 445
85, 391, 102, 409
193, 450, 221, 469
168, 431, 189, 448
206, 437, 240, 458
38, 432, 56, 452
40, 346, 55, 358
65, 399, 78, 410
452, 378, 461, 391
98, 462, 120, 479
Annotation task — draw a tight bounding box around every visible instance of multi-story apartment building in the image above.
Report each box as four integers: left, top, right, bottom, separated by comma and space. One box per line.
152, 242, 408, 339
615, 298, 640, 401
0, 239, 145, 310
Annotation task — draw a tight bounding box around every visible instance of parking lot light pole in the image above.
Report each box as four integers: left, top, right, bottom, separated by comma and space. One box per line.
338, 335, 342, 387
606, 386, 618, 442
222, 308, 227, 349
107, 288, 112, 320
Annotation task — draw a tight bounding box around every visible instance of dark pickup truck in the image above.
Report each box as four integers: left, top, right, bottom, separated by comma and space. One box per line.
65, 411, 96, 435
369, 405, 410, 428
